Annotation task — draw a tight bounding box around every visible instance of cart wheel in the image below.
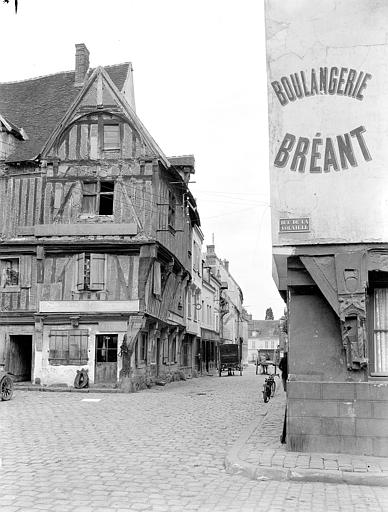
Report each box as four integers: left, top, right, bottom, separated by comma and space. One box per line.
255, 361, 258, 375
218, 368, 222, 377
1, 375, 14, 401
263, 390, 269, 403
240, 366, 243, 376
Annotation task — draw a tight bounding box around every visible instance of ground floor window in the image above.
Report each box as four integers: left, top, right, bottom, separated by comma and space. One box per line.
372, 288, 388, 375
49, 329, 88, 365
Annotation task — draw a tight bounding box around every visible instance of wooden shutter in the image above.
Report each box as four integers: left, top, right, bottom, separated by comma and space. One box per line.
76, 253, 85, 291
68, 329, 89, 365
90, 254, 105, 290
153, 261, 161, 295
49, 330, 68, 364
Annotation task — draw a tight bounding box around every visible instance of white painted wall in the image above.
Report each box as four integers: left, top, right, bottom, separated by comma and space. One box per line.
266, 0, 388, 246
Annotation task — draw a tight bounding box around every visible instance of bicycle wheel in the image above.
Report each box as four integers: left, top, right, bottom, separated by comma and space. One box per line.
270, 380, 276, 397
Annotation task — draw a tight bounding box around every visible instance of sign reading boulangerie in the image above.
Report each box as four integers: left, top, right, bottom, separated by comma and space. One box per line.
265, 0, 388, 245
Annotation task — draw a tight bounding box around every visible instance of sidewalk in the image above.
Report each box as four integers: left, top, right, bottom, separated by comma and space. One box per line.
225, 389, 388, 487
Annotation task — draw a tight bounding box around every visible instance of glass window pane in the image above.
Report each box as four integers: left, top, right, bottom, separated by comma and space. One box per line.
373, 289, 388, 373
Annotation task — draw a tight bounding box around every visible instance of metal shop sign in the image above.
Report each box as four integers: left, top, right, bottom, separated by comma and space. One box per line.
279, 218, 309, 233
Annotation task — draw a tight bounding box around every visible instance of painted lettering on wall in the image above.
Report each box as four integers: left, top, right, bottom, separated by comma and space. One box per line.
271, 67, 372, 106
274, 126, 372, 173
272, 67, 373, 172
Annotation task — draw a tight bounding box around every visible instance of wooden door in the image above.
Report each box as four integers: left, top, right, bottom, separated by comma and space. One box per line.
95, 334, 118, 384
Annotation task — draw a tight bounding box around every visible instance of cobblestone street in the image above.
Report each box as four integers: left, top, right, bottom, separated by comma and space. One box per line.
1, 366, 387, 511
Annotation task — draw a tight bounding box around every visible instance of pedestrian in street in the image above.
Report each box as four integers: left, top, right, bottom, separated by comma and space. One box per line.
279, 351, 288, 444
279, 351, 288, 391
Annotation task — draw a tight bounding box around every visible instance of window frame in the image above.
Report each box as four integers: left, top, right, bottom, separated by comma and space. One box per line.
77, 253, 106, 292
49, 329, 89, 366
368, 281, 388, 377
103, 123, 120, 151
0, 257, 20, 289
81, 180, 115, 216
168, 190, 176, 229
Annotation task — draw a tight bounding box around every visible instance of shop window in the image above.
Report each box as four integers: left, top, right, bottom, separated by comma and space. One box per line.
0, 258, 19, 287
182, 341, 190, 367
139, 332, 148, 364
103, 124, 120, 150
170, 336, 177, 363
371, 288, 388, 375
77, 253, 105, 291
81, 180, 114, 215
49, 329, 88, 365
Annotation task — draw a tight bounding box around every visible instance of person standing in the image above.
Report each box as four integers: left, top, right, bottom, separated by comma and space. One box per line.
279, 351, 288, 391
279, 351, 288, 444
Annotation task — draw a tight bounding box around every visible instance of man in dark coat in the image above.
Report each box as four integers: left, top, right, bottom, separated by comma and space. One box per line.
279, 352, 288, 391
279, 352, 288, 444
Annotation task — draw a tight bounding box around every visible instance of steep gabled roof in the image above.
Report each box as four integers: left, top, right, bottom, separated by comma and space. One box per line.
249, 319, 279, 337
0, 64, 130, 162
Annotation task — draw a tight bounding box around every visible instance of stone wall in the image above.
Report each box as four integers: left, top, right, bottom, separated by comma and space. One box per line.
288, 381, 388, 456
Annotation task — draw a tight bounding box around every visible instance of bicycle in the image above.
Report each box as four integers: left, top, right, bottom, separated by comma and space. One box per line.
262, 374, 276, 403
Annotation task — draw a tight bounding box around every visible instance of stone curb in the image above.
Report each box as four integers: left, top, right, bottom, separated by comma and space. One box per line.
13, 386, 124, 393
224, 408, 388, 487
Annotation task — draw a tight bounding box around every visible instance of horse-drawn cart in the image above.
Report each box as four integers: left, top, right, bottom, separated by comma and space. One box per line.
255, 348, 280, 375
218, 343, 243, 377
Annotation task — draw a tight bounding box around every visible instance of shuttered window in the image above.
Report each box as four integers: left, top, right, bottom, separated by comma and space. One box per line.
103, 124, 120, 150
77, 253, 105, 291
372, 288, 388, 375
49, 329, 88, 365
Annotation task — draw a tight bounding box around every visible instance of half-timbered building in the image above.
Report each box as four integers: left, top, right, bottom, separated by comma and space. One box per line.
0, 43, 200, 389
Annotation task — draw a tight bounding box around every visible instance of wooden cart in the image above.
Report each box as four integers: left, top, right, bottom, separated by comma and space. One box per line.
255, 348, 280, 375
218, 343, 243, 377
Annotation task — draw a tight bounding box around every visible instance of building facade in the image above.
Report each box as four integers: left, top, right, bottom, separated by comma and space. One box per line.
204, 245, 247, 357
247, 318, 280, 364
0, 44, 201, 390
265, 1, 388, 456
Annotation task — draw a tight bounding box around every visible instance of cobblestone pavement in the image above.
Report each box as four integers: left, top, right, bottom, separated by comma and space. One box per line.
1, 366, 387, 511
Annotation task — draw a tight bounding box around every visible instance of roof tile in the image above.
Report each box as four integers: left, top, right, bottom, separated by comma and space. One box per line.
0, 63, 129, 162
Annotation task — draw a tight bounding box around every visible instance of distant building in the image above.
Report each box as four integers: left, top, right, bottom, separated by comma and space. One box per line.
247, 318, 279, 363
204, 245, 247, 355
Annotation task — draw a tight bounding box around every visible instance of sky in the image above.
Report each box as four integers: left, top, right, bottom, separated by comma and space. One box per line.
0, 0, 285, 320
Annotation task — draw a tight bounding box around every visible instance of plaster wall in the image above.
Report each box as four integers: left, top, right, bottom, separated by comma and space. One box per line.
265, 0, 388, 246
37, 320, 127, 386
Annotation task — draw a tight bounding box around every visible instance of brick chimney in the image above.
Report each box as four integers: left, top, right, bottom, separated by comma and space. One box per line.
223, 259, 229, 272
75, 43, 90, 85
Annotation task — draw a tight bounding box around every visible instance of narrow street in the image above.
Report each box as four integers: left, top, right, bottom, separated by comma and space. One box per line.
0, 366, 386, 512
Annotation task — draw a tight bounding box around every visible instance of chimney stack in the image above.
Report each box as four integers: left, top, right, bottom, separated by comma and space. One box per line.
223, 259, 229, 272
75, 43, 90, 85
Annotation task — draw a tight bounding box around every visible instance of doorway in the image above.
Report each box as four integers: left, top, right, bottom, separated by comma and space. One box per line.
6, 335, 32, 382
95, 334, 118, 384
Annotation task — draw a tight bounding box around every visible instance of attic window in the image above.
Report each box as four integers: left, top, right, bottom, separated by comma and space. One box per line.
103, 124, 120, 150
